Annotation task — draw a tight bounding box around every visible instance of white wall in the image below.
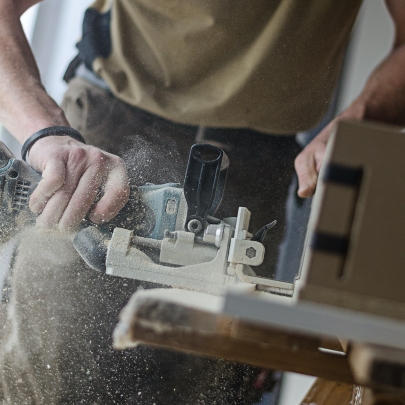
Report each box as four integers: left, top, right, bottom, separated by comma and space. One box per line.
28, 0, 93, 103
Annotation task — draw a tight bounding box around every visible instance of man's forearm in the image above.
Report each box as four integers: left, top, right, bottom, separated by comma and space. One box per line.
344, 0, 405, 126
356, 43, 405, 125
0, 0, 69, 144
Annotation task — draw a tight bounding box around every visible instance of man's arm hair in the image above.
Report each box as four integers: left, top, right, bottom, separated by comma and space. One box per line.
358, 0, 405, 125
15, 0, 43, 16
0, 0, 69, 143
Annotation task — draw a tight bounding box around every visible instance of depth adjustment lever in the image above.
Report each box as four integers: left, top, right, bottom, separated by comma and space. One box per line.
183, 144, 229, 235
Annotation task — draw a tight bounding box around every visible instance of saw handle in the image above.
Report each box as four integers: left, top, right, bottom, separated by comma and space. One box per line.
183, 144, 228, 235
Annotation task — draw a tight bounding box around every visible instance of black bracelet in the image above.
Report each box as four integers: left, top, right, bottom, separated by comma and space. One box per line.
21, 126, 86, 162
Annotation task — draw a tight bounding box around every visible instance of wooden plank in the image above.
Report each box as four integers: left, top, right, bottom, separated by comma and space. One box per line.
224, 290, 405, 352
114, 289, 355, 384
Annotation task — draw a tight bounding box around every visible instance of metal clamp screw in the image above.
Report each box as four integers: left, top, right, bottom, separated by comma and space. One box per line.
245, 247, 256, 259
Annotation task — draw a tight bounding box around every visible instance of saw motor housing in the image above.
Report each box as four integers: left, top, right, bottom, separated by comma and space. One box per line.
0, 142, 40, 244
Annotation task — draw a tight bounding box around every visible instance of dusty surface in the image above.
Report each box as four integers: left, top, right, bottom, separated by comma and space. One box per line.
123, 288, 223, 313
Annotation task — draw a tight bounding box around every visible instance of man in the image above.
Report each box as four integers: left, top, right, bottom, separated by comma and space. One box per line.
0, 0, 404, 403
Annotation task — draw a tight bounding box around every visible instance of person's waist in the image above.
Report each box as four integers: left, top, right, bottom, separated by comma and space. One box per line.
75, 63, 110, 91
66, 63, 297, 148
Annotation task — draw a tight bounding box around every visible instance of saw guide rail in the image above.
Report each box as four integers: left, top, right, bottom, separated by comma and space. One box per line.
104, 206, 293, 296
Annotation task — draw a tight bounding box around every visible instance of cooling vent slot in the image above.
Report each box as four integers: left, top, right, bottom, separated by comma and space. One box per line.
12, 180, 31, 211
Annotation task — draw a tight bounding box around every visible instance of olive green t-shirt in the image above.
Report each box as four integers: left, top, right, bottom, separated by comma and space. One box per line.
78, 0, 362, 134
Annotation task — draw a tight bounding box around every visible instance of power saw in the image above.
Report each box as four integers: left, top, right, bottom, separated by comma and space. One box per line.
0, 141, 294, 296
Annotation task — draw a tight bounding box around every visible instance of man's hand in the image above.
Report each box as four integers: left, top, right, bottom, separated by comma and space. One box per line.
0, 1, 129, 232
295, 0, 405, 198
294, 103, 365, 198
294, 128, 328, 199
28, 135, 130, 232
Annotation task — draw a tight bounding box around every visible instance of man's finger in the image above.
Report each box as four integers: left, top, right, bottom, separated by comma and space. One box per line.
88, 161, 129, 224
36, 158, 90, 230
294, 148, 318, 198
57, 163, 106, 231
27, 138, 130, 230
29, 158, 67, 214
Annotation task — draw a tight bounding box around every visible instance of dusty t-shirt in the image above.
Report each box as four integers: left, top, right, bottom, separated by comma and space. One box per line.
77, 0, 362, 134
